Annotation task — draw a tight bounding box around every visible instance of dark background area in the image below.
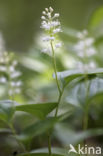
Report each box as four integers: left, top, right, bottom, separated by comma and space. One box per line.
0, 0, 103, 52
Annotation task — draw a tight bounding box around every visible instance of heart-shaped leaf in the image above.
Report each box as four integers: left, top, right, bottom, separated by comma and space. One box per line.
54, 68, 103, 87
16, 102, 58, 119
66, 77, 103, 107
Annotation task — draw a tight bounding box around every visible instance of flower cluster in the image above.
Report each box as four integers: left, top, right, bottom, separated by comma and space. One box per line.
74, 30, 96, 70
41, 7, 62, 55
0, 33, 22, 96
8, 59, 22, 96
0, 33, 9, 84
75, 30, 96, 58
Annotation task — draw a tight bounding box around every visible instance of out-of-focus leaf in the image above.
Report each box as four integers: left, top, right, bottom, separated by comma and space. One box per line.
20, 56, 47, 73
63, 27, 79, 38
55, 124, 103, 145
54, 68, 103, 87
16, 102, 58, 119
18, 117, 58, 140
66, 77, 103, 106
89, 6, 103, 38
31, 147, 65, 155
0, 128, 11, 133
0, 100, 16, 123
17, 153, 64, 156
58, 105, 75, 121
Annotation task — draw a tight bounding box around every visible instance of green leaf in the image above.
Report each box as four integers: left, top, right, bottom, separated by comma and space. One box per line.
55, 123, 103, 145
31, 147, 65, 155
89, 6, 103, 38
54, 68, 103, 87
0, 128, 11, 133
18, 117, 58, 140
63, 27, 79, 38
89, 6, 103, 28
16, 102, 58, 119
66, 77, 103, 107
17, 153, 64, 156
0, 100, 15, 123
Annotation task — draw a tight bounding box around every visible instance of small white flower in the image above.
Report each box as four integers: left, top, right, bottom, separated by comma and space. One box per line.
54, 13, 60, 18
10, 81, 22, 87
55, 42, 62, 48
9, 66, 15, 72
42, 48, 51, 56
53, 28, 61, 34
16, 81, 22, 86
41, 7, 62, 56
76, 61, 96, 70
12, 60, 18, 66
42, 48, 48, 53
14, 88, 21, 94
41, 16, 46, 20
85, 38, 94, 46
0, 77, 7, 83
77, 30, 88, 39
10, 81, 16, 87
89, 62, 96, 69
49, 7, 53, 13
11, 71, 21, 79
8, 89, 13, 96
42, 36, 51, 42
74, 30, 96, 58
47, 13, 51, 18
42, 36, 55, 42
45, 8, 48, 12
42, 11, 46, 15
86, 47, 96, 56
51, 21, 60, 27
50, 37, 55, 41
83, 30, 88, 36
0, 66, 7, 72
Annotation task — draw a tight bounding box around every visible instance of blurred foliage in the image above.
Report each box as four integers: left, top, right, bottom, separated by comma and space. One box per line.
0, 1, 103, 156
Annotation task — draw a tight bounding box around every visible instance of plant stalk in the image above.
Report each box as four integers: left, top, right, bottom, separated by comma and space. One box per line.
48, 133, 52, 156
50, 41, 61, 95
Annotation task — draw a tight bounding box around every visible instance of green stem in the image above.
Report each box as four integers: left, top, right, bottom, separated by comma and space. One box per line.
83, 80, 90, 131
48, 133, 52, 156
9, 94, 27, 154
83, 42, 90, 131
9, 123, 26, 153
50, 41, 61, 95
55, 87, 64, 117
47, 41, 63, 155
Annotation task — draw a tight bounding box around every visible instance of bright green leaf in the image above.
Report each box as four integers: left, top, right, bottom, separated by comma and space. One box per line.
89, 6, 103, 37
54, 68, 103, 87
16, 102, 58, 119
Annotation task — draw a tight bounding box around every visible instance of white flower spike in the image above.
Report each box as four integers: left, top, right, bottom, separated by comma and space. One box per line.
74, 30, 96, 58
41, 7, 62, 55
0, 33, 23, 97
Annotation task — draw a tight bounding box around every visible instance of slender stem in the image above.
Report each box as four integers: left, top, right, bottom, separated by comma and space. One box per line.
55, 87, 64, 117
9, 123, 26, 152
46, 41, 63, 155
48, 133, 52, 156
50, 41, 61, 95
83, 80, 90, 130
83, 42, 90, 131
